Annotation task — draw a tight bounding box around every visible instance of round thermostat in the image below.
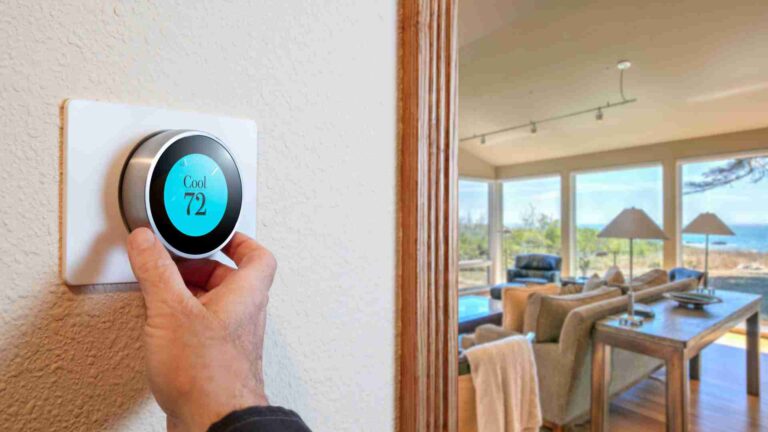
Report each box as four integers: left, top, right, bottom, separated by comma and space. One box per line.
119, 130, 243, 259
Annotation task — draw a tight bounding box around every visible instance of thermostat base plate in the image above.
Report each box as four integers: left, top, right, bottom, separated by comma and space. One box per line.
62, 99, 258, 285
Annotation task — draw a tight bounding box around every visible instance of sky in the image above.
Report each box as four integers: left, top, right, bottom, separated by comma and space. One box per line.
459, 156, 768, 229
503, 176, 560, 224
459, 180, 489, 223
575, 166, 663, 226
682, 159, 768, 225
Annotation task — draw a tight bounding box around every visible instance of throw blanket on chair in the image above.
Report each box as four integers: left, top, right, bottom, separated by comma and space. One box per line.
465, 335, 542, 432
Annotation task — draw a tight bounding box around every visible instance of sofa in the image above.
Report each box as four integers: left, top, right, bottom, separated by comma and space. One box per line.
459, 277, 698, 431
507, 253, 562, 285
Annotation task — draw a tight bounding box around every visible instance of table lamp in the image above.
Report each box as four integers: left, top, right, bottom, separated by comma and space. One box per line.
599, 208, 668, 327
682, 212, 734, 294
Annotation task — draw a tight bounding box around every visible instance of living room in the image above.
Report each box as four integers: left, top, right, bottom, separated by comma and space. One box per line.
457, 1, 768, 431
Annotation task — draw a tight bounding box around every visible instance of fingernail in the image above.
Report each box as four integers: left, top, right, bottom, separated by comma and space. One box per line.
128, 228, 155, 251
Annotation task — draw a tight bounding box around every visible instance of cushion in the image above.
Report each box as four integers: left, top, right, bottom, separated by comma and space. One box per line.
604, 266, 625, 285
559, 283, 583, 295
501, 283, 560, 332
630, 269, 669, 292
582, 273, 605, 292
523, 286, 622, 343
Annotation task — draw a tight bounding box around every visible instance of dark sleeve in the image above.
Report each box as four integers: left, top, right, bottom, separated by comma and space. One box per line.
208, 406, 312, 432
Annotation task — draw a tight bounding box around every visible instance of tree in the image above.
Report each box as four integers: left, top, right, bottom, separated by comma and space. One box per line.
502, 205, 561, 267
684, 157, 768, 194
458, 214, 489, 261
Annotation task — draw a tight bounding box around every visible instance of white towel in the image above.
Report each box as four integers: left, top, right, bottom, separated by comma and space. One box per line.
466, 335, 542, 432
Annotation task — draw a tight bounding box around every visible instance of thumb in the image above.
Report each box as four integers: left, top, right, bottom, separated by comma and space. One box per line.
127, 228, 194, 310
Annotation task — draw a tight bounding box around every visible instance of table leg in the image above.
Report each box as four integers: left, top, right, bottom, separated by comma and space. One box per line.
689, 353, 700, 381
591, 339, 611, 432
747, 311, 760, 397
666, 351, 690, 432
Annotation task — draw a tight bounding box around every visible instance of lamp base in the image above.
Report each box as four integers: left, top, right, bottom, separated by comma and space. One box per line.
618, 313, 644, 327
633, 303, 655, 319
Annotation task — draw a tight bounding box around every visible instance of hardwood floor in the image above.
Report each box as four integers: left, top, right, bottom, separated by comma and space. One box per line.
561, 334, 768, 432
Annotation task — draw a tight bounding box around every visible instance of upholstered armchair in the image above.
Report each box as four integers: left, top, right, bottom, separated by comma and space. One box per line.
669, 267, 706, 287
507, 253, 562, 285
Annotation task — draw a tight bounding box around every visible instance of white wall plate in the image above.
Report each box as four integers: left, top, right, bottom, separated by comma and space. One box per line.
63, 99, 257, 285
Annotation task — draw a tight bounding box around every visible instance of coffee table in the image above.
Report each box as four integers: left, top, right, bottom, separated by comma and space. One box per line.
591, 290, 762, 432
489, 282, 526, 300
458, 295, 502, 334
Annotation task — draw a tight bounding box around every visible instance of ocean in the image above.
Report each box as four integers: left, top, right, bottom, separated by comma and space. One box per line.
573, 223, 768, 253
682, 224, 768, 253
505, 223, 768, 253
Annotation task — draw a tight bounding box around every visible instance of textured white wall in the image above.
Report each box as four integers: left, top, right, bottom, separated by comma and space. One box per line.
0, 1, 396, 431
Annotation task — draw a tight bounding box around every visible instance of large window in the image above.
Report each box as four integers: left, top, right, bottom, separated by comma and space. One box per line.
681, 155, 768, 320
574, 165, 664, 277
501, 176, 561, 270
459, 180, 491, 288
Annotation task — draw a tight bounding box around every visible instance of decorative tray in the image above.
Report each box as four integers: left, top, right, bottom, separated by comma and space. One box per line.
663, 292, 722, 310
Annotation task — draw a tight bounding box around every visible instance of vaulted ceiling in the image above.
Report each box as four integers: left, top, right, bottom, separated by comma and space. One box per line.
459, 0, 768, 166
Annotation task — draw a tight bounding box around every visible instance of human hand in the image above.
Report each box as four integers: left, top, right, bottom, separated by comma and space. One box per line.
126, 228, 276, 432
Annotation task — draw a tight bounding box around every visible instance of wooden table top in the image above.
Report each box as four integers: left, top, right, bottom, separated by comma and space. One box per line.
596, 290, 762, 350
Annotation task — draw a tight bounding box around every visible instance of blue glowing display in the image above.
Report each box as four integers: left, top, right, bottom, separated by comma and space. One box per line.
163, 153, 228, 237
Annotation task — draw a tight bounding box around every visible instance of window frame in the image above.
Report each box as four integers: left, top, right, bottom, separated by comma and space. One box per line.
571, 161, 665, 276
458, 176, 495, 290
499, 173, 564, 270
675, 149, 768, 267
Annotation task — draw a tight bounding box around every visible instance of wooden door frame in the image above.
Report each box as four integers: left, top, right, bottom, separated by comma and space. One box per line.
397, 1, 459, 431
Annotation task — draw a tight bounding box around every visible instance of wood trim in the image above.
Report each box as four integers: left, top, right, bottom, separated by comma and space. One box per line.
397, 0, 459, 431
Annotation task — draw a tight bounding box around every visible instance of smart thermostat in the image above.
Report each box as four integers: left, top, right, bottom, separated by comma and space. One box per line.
119, 129, 243, 259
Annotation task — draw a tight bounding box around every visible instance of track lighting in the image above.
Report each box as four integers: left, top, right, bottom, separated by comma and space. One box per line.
460, 60, 637, 144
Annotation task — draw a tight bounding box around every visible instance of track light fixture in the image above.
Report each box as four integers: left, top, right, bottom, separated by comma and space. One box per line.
465, 60, 637, 144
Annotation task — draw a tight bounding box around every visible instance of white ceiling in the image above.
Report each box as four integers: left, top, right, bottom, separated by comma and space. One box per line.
458, 0, 768, 166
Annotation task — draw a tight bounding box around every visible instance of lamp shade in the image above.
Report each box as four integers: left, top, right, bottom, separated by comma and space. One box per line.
598, 207, 668, 240
682, 212, 734, 236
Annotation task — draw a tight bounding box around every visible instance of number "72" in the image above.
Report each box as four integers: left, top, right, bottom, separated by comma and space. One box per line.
184, 192, 207, 216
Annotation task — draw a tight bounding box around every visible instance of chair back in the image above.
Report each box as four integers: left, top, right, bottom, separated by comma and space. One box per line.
515, 254, 562, 271
669, 267, 705, 286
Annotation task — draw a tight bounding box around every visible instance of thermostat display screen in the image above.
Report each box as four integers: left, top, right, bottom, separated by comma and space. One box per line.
163, 153, 228, 237
148, 134, 242, 256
